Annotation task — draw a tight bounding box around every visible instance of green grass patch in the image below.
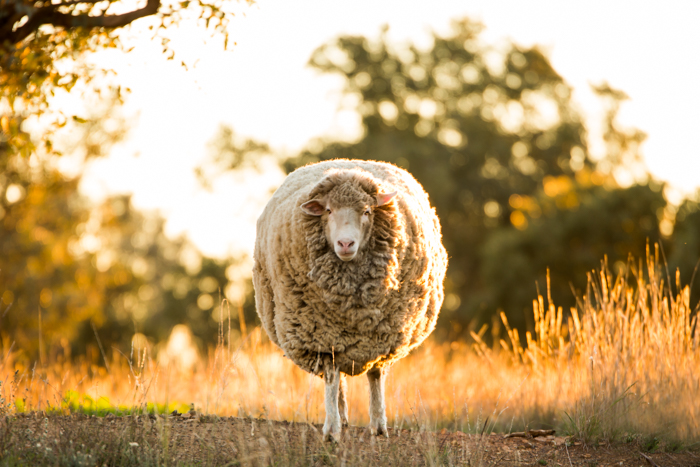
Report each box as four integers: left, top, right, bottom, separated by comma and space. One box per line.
61, 390, 191, 417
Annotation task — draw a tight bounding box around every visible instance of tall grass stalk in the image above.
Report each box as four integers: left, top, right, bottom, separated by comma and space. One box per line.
473, 244, 700, 442
1, 246, 697, 443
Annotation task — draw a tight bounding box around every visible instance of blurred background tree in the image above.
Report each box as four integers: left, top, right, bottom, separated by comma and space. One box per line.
280, 19, 675, 338
0, 101, 255, 364
3, 15, 699, 361
69, 193, 256, 358
0, 156, 101, 358
0, 162, 255, 362
0, 0, 242, 168
481, 181, 666, 332
668, 194, 700, 308
0, 0, 252, 361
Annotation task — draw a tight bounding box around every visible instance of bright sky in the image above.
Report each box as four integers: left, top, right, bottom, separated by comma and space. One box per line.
79, 0, 700, 260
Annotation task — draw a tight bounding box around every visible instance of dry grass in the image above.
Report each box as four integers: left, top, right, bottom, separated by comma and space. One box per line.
1, 246, 699, 448
484, 244, 700, 444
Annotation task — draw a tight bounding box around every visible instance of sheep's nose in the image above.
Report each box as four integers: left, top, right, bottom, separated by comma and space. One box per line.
337, 239, 355, 252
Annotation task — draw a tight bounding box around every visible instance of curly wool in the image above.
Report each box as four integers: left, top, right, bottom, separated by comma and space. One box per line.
253, 159, 447, 376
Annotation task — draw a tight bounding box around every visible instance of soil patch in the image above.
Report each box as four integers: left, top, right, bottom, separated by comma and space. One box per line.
1, 413, 697, 466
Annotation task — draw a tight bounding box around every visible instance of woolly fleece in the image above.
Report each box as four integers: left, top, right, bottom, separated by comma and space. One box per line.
253, 159, 447, 376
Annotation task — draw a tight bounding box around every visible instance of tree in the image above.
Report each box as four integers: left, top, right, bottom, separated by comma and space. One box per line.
0, 96, 129, 357
478, 83, 666, 331
70, 194, 255, 356
282, 20, 672, 338
0, 103, 253, 362
668, 194, 700, 309
1, 0, 159, 46
0, 173, 254, 361
0, 0, 250, 359
0, 159, 103, 357
0, 0, 241, 163
195, 124, 272, 189
481, 179, 666, 331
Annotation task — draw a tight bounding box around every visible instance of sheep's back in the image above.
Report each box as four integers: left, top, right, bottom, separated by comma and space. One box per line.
253, 159, 447, 376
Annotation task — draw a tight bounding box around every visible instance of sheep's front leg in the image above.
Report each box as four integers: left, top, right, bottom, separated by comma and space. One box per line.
322, 363, 342, 442
338, 373, 349, 426
367, 367, 388, 437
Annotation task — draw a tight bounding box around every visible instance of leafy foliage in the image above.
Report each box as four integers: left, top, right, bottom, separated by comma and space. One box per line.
0, 0, 255, 358
482, 181, 665, 330
0, 164, 254, 360
0, 0, 243, 165
68, 194, 253, 355
195, 124, 273, 189
0, 157, 105, 356
0, 113, 254, 361
668, 194, 700, 307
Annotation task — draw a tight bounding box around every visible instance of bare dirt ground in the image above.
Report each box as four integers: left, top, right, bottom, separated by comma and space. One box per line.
1, 413, 698, 466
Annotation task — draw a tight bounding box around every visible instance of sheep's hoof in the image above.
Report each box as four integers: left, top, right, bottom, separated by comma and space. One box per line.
323, 424, 341, 442
340, 416, 349, 427
370, 424, 389, 438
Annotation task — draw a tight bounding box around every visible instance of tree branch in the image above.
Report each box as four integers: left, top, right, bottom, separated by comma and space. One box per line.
51, 0, 109, 8
5, 0, 160, 44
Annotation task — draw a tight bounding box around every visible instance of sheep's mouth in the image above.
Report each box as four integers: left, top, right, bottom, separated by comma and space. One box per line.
336, 252, 356, 262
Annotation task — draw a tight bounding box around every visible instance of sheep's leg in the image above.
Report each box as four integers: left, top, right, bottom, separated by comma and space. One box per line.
338, 373, 349, 426
322, 363, 342, 442
367, 367, 388, 437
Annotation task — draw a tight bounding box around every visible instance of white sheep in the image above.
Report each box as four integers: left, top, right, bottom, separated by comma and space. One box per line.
253, 159, 447, 440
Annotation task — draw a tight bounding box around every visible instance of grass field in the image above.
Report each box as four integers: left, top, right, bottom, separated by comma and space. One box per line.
1, 247, 699, 465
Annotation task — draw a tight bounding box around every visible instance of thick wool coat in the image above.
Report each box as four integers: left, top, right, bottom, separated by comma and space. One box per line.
253, 159, 447, 376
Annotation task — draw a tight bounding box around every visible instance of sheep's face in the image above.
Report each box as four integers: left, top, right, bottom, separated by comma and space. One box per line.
301, 191, 397, 262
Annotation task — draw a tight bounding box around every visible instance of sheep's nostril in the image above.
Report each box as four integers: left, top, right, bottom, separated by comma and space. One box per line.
338, 240, 355, 251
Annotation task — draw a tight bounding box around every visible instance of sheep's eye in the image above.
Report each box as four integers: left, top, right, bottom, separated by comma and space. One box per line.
363, 209, 371, 216
326, 208, 332, 214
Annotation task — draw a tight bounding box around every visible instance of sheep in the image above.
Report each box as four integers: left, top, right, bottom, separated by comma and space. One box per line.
253, 159, 447, 441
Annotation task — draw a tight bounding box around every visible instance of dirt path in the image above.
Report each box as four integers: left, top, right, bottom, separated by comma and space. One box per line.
1, 413, 697, 466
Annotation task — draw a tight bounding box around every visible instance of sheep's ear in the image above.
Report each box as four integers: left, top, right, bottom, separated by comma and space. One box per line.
301, 199, 326, 216
376, 191, 398, 206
